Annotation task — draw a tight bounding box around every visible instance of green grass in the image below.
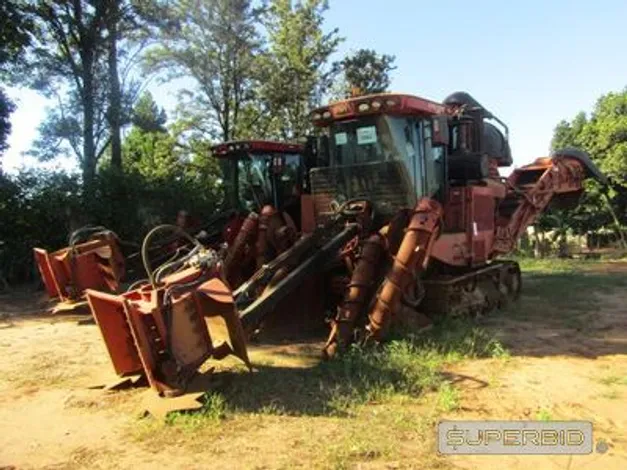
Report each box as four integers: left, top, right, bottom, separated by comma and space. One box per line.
159, 392, 228, 431
145, 316, 506, 433
536, 408, 553, 421
140, 258, 625, 432
437, 382, 461, 412
505, 258, 627, 318
516, 258, 597, 274
146, 258, 627, 432
598, 375, 627, 386
122, 257, 627, 470
601, 390, 621, 400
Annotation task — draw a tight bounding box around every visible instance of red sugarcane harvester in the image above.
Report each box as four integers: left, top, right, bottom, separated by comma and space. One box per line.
304, 91, 606, 356
34, 140, 310, 314
84, 91, 606, 401
84, 140, 320, 398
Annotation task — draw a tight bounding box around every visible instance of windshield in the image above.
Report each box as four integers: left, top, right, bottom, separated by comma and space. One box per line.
330, 115, 416, 166
311, 114, 444, 222
220, 152, 302, 213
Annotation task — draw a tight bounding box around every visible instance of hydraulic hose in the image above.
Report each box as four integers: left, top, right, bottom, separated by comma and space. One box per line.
68, 225, 111, 246
126, 279, 150, 292
154, 245, 202, 284
141, 224, 202, 289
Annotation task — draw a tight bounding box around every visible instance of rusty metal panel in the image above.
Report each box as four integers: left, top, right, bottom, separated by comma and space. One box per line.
169, 291, 212, 368
86, 289, 143, 376
33, 248, 61, 298
73, 252, 109, 293
300, 194, 317, 233
197, 278, 251, 369
443, 187, 467, 233
34, 236, 124, 302
123, 299, 170, 394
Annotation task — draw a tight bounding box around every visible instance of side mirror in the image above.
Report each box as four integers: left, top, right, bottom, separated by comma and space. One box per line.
432, 116, 449, 146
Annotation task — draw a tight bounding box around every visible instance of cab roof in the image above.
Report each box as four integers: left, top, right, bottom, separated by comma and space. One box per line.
211, 140, 303, 158
311, 93, 446, 126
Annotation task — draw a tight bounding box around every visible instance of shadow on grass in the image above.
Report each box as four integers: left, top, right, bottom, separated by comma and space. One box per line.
200, 317, 497, 418
150, 260, 626, 424
177, 261, 627, 420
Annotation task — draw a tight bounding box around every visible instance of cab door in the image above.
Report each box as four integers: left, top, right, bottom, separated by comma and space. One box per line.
419, 119, 445, 201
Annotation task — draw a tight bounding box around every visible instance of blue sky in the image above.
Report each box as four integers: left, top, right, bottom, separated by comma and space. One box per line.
4, 0, 627, 172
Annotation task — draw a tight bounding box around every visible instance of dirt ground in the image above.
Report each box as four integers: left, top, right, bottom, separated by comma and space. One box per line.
0, 261, 626, 470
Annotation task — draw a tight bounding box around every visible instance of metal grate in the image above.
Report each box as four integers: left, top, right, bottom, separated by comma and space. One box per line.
309, 160, 415, 221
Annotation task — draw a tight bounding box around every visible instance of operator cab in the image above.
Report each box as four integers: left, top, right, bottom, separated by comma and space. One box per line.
309, 94, 449, 225
309, 92, 511, 227
212, 140, 306, 230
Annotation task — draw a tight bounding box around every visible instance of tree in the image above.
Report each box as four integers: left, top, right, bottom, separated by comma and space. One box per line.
258, 0, 342, 140
103, 0, 152, 171
104, 0, 123, 170
0, 1, 31, 68
18, 1, 109, 187
0, 90, 15, 160
579, 90, 627, 184
546, 88, 627, 251
0, 0, 32, 161
339, 49, 396, 98
123, 127, 179, 180
16, 1, 145, 185
145, 0, 261, 142
131, 91, 167, 133
551, 112, 588, 151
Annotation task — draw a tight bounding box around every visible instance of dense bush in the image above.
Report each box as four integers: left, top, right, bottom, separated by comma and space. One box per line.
0, 165, 223, 284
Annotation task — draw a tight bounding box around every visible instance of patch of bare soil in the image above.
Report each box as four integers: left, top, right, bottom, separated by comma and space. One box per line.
443, 286, 627, 470
0, 305, 329, 470
1, 265, 626, 469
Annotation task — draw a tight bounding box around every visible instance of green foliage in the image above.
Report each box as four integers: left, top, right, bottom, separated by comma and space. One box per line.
0, 0, 32, 74
0, 0, 31, 157
0, 155, 223, 284
257, 0, 343, 139
581, 90, 627, 183
122, 128, 179, 179
339, 48, 396, 98
15, 1, 109, 185
0, 169, 82, 281
0, 89, 15, 157
131, 91, 167, 133
535, 408, 553, 422
14, 1, 145, 184
437, 382, 460, 412
544, 88, 627, 243
144, 0, 262, 141
220, 317, 505, 418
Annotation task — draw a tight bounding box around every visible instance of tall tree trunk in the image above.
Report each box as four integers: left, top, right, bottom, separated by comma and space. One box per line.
82, 60, 96, 190
107, 1, 122, 170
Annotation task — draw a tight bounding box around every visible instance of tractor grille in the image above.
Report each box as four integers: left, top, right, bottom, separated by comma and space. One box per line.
309, 161, 415, 222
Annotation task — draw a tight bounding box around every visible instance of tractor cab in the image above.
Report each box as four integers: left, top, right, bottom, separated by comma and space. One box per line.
309, 94, 450, 226
212, 140, 306, 231
308, 92, 512, 227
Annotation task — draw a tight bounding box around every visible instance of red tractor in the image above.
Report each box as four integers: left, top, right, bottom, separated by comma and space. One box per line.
302, 91, 606, 356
